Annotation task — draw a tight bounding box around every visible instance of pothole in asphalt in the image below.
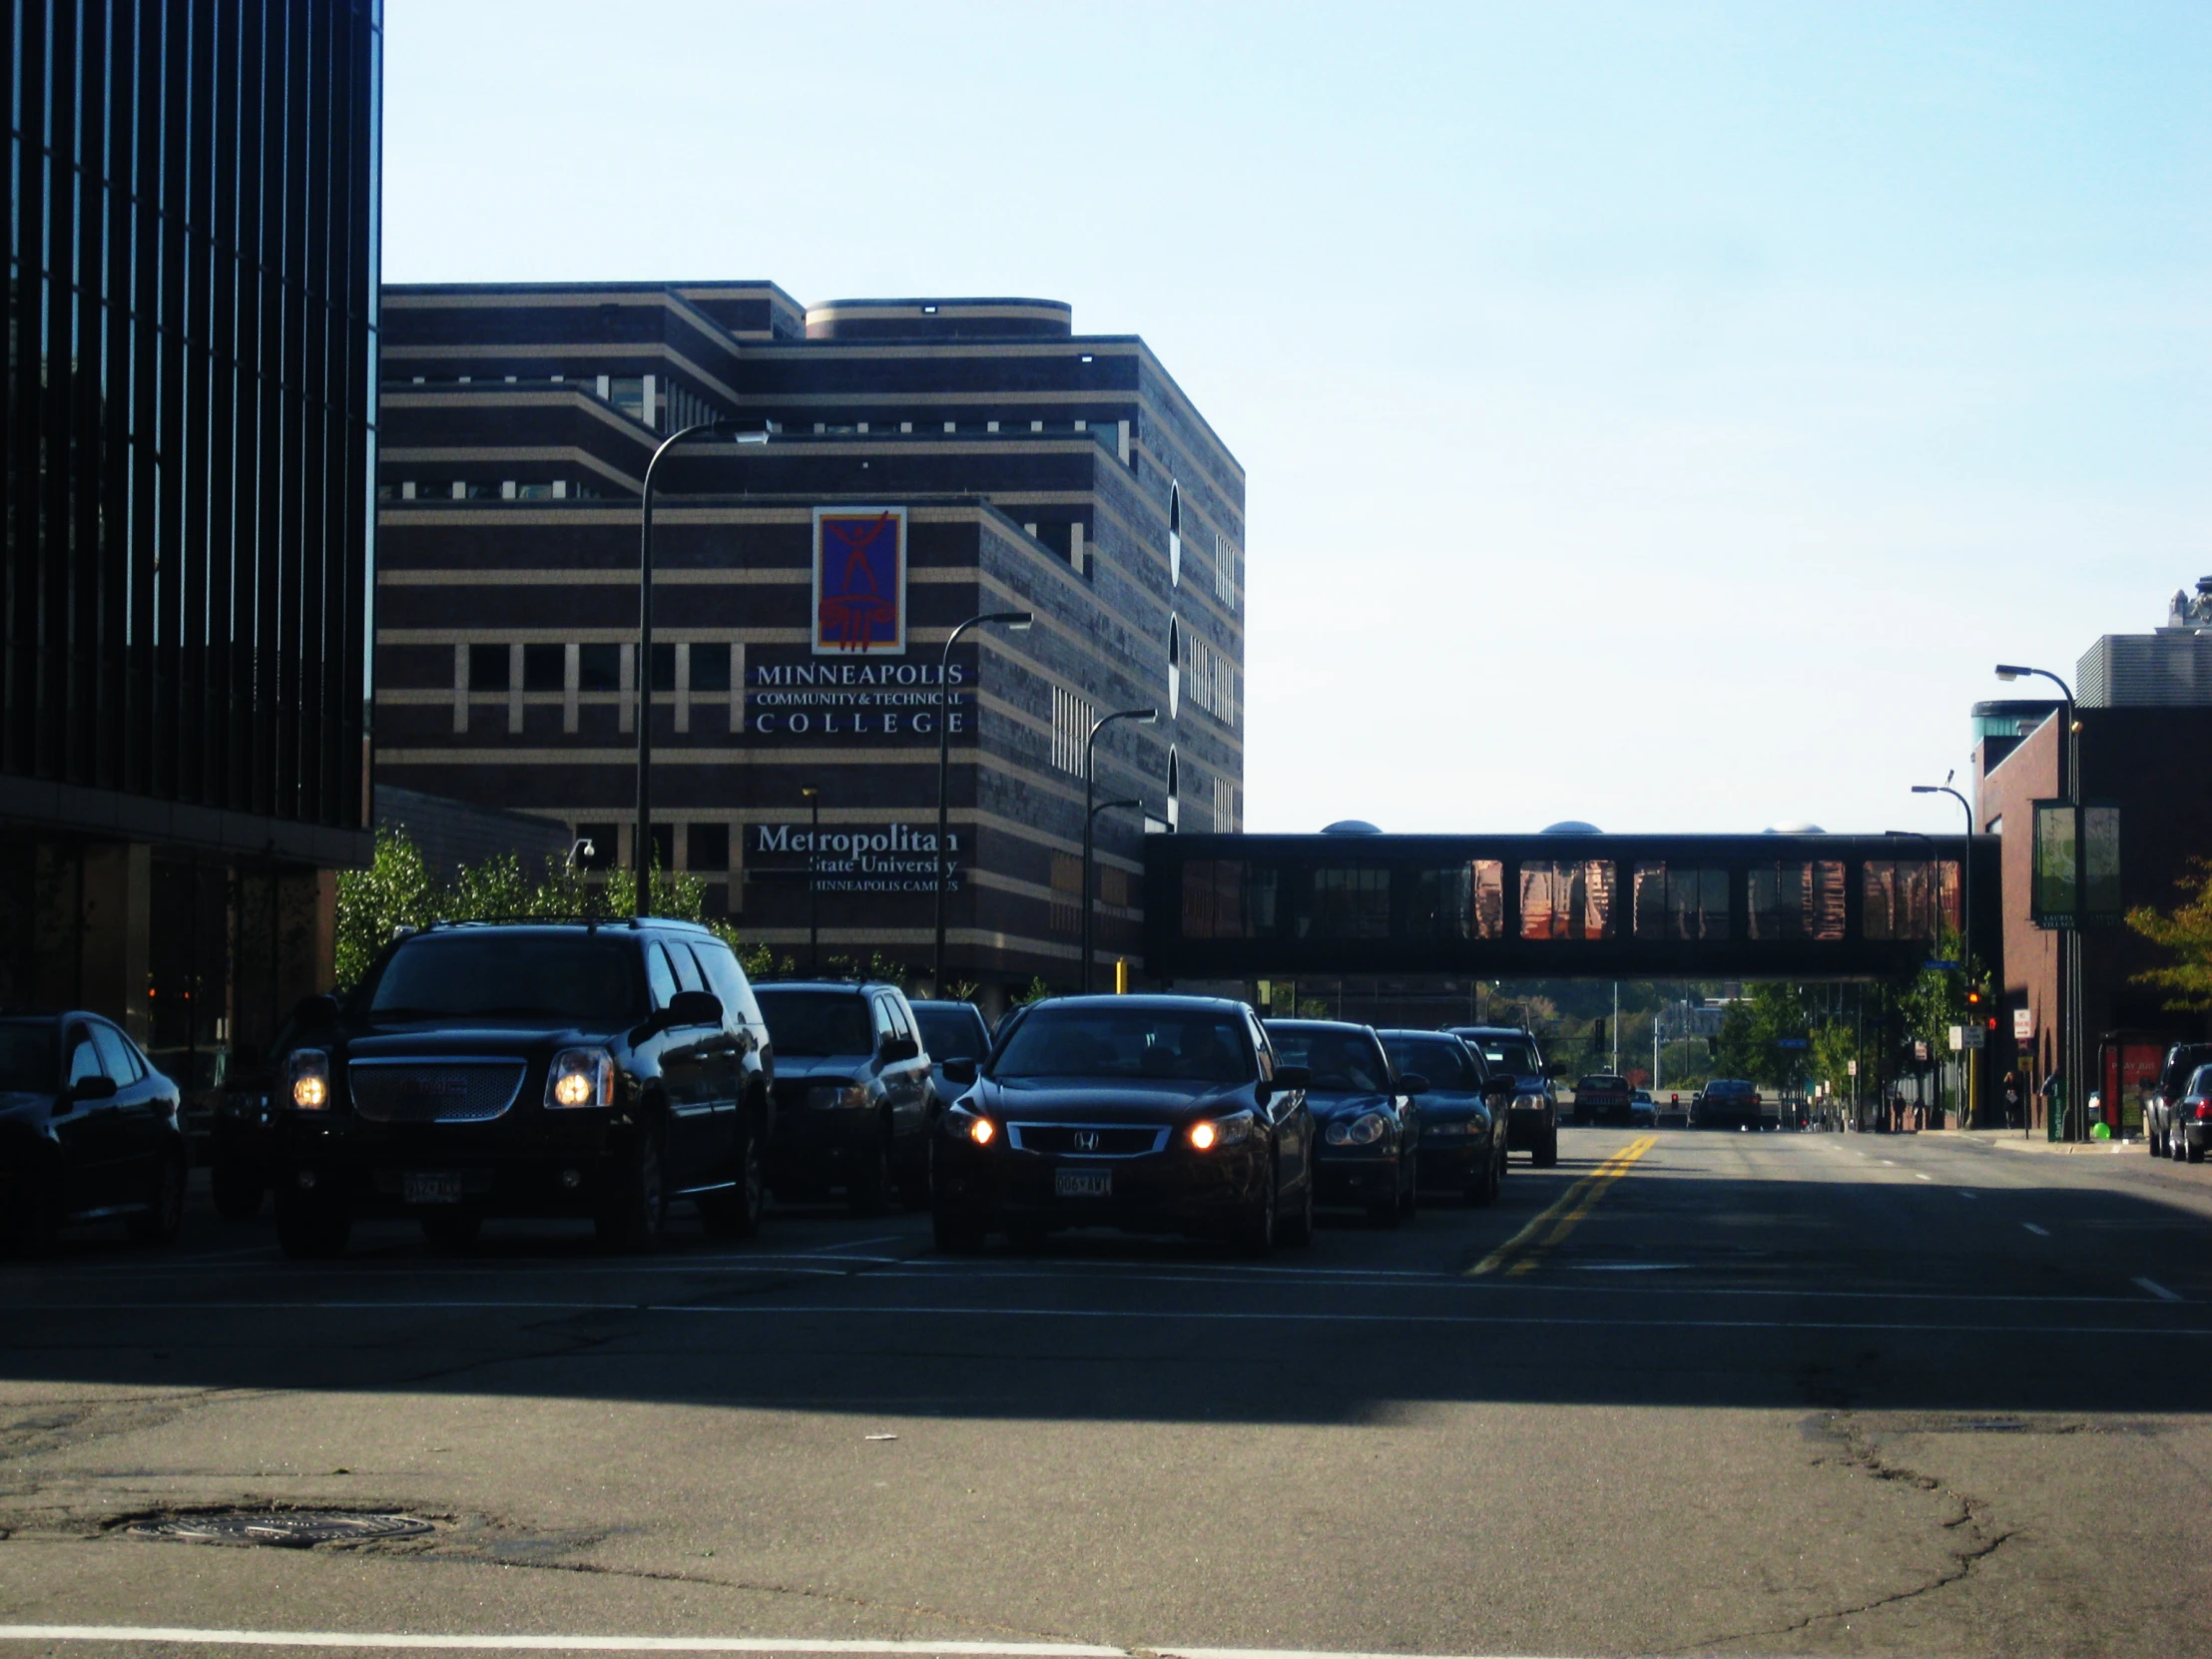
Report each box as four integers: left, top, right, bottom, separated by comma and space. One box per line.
125, 1510, 435, 1548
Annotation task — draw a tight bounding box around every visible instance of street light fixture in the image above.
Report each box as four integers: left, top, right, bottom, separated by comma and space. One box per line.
635, 417, 773, 917
930, 609, 1034, 994
1082, 708, 1158, 994
1994, 664, 2081, 1139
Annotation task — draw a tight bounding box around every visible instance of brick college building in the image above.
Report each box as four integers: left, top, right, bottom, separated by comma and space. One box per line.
373, 286, 1244, 1008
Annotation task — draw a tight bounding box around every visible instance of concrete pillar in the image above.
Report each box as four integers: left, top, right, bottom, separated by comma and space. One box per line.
76, 841, 153, 1041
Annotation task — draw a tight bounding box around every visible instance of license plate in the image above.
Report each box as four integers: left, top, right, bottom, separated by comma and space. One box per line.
1055, 1168, 1111, 1200
404, 1171, 463, 1205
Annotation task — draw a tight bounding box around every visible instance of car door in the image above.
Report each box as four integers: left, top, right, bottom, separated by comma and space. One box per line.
643, 941, 713, 1186
88, 1020, 163, 1199
669, 940, 740, 1174
1250, 1015, 1307, 1195
55, 1021, 121, 1214
883, 995, 931, 1147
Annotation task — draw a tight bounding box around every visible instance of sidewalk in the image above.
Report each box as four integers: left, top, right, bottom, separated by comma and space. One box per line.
1950, 1128, 2148, 1157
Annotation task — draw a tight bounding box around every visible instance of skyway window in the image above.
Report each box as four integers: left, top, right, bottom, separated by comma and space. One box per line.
1862, 859, 1960, 941
1519, 860, 1615, 940
1748, 860, 1847, 940
1631, 863, 1729, 940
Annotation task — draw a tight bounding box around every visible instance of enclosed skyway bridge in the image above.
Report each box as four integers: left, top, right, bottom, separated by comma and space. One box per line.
1141, 831, 1997, 983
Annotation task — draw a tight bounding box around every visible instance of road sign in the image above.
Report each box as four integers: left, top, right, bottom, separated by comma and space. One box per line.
1948, 1025, 1964, 1052
2013, 1007, 2034, 1040
1964, 1024, 1986, 1050
1776, 1037, 1809, 1050
1925, 959, 1958, 971
1848, 1060, 1859, 1077
1914, 1040, 1930, 1061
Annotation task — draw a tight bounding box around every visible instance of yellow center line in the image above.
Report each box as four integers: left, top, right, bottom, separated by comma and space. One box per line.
1466, 1135, 1658, 1278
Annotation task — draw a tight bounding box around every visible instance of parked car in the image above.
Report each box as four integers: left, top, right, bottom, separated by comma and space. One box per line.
1574, 1074, 1635, 1125
2169, 1063, 2212, 1164
2148, 1042, 2212, 1159
754, 979, 934, 1212
0, 1011, 187, 1255
1379, 1028, 1508, 1204
1692, 1077, 1763, 1130
929, 995, 1314, 1253
1445, 1024, 1558, 1167
906, 998, 992, 1116
1266, 1019, 1421, 1226
1629, 1089, 1658, 1129
1656, 1092, 1690, 1128
269, 919, 773, 1259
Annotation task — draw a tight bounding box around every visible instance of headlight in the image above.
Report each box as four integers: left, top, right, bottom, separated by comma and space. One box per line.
289, 1049, 330, 1110
1188, 1112, 1255, 1153
1512, 1093, 1545, 1111
544, 1047, 614, 1109
950, 1110, 996, 1146
807, 1081, 869, 1110
1325, 1112, 1389, 1146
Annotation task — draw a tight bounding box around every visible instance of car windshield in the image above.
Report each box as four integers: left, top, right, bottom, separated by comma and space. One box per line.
2186, 1065, 2212, 1098
1267, 1026, 1388, 1093
911, 1005, 985, 1062
992, 1006, 1252, 1082
0, 1020, 55, 1091
755, 990, 874, 1056
363, 934, 645, 1023
1476, 1036, 1541, 1075
1382, 1037, 1477, 1090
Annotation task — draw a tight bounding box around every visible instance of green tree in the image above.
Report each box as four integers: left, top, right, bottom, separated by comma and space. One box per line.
334, 830, 435, 988
2127, 857, 2212, 1011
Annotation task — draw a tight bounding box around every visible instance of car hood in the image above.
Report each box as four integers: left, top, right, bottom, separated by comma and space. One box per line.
1304, 1089, 1396, 1122
976, 1075, 1253, 1123
0, 1090, 55, 1123
1411, 1090, 1486, 1121
773, 1054, 875, 1084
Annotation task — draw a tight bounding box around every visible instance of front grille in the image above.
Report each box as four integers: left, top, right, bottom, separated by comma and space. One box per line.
1007, 1123, 1169, 1158
349, 1059, 528, 1124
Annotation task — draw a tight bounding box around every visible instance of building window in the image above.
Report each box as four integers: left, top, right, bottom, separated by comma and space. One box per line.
522, 645, 565, 693
689, 644, 732, 693
1631, 862, 1730, 940
1214, 529, 1237, 606
1050, 854, 1082, 935
1182, 628, 1239, 728
1167, 481, 1182, 587
1166, 746, 1180, 830
579, 644, 623, 693
1519, 860, 1616, 941
1183, 858, 1266, 938
650, 642, 678, 693
1863, 860, 1960, 941
1747, 860, 1847, 941
1166, 617, 1182, 719
1213, 781, 1239, 834
1308, 867, 1390, 938
467, 644, 510, 692
1051, 686, 1096, 776
688, 824, 730, 873
1411, 860, 1506, 940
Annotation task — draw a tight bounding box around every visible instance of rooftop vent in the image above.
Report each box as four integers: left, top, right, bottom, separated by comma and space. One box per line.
804, 297, 1072, 342
1321, 820, 1382, 835
1540, 821, 1601, 834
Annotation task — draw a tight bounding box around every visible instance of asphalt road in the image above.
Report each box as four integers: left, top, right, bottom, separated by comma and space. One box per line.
5, 1125, 2211, 1659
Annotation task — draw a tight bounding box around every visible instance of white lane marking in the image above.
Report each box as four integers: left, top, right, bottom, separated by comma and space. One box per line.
0, 1632, 1119, 1656
1957, 1191, 1978, 1200
1915, 1173, 1934, 1182
1881, 1160, 1898, 1166
2135, 1277, 2185, 1303
2023, 1222, 2052, 1237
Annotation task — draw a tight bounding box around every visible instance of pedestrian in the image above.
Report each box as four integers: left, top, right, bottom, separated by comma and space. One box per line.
2002, 1071, 2021, 1130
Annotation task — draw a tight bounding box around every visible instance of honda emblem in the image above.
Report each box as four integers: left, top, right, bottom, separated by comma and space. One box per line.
1073, 1130, 1099, 1153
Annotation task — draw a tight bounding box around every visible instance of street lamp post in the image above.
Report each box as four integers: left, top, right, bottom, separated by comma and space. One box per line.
800, 786, 821, 974
636, 418, 769, 917
1914, 776, 1978, 1126
1082, 708, 1158, 994
1995, 664, 2080, 1138
930, 610, 1033, 995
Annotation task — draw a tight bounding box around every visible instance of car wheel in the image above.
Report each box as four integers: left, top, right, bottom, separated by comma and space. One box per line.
2189, 1139, 2206, 1166
701, 1118, 766, 1240
932, 1199, 988, 1253
1533, 1126, 1559, 1169
419, 1211, 482, 1251
126, 1149, 188, 1246
1281, 1166, 1316, 1247
211, 1159, 264, 1222
596, 1124, 668, 1253
847, 1120, 894, 1217
274, 1185, 350, 1261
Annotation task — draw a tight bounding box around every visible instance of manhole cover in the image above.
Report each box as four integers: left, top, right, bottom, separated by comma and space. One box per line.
127, 1511, 434, 1548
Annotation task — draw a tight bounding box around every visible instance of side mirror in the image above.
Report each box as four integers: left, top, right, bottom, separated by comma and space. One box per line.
1271, 1065, 1312, 1093
878, 1035, 919, 1064
667, 989, 724, 1027
941, 1057, 978, 1086
1396, 1073, 1429, 1097
294, 993, 341, 1030
71, 1073, 119, 1102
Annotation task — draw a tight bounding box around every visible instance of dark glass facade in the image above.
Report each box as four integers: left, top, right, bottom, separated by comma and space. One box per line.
2, 0, 381, 1065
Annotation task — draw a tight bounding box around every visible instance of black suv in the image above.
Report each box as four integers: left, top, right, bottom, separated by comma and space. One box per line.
271, 919, 774, 1259
754, 980, 935, 1212
2148, 1043, 2212, 1160
1446, 1025, 1558, 1167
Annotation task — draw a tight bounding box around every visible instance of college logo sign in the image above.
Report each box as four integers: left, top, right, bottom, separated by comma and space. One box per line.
813, 507, 906, 656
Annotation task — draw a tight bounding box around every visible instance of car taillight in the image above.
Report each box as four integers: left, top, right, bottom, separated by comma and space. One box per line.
2195, 1100, 2212, 1121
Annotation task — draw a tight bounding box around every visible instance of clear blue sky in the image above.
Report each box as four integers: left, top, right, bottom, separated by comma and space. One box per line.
383, 1, 2210, 836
